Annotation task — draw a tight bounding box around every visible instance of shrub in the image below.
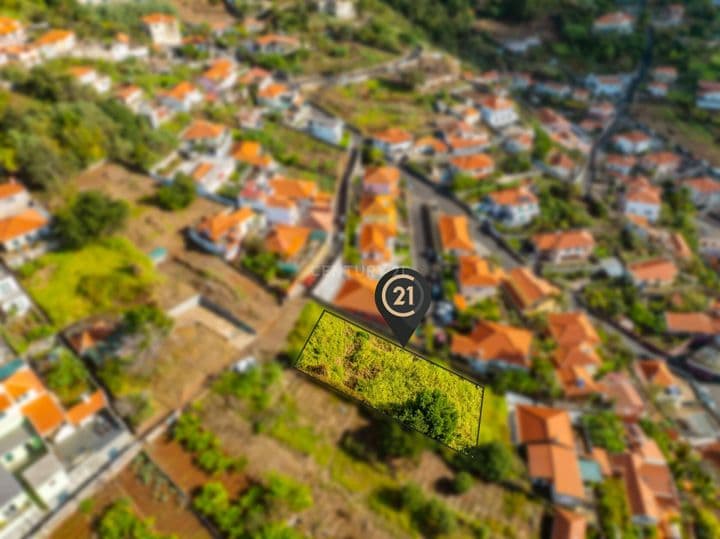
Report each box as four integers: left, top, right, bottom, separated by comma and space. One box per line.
153, 173, 196, 210
56, 191, 129, 249
452, 471, 474, 494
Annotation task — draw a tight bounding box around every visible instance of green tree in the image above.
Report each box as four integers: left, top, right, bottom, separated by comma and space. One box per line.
397, 389, 458, 443
376, 419, 427, 459
582, 411, 626, 453
153, 173, 196, 211
98, 498, 174, 539
47, 351, 88, 392
696, 507, 720, 539
452, 471, 473, 494
456, 442, 514, 482
56, 191, 129, 249
532, 126, 552, 160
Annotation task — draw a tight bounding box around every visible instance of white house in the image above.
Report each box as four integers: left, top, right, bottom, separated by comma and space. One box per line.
502, 36, 541, 54
309, 117, 344, 145
317, 0, 356, 19
648, 82, 668, 98
623, 179, 662, 223
0, 181, 30, 220
533, 230, 596, 264
697, 81, 720, 111
613, 131, 652, 154
34, 29, 76, 59
198, 58, 238, 94
684, 177, 720, 208
181, 119, 232, 157
160, 82, 203, 112
264, 196, 300, 225
0, 268, 31, 317
22, 452, 69, 509
142, 13, 181, 47
0, 209, 49, 253
188, 159, 235, 194
69, 67, 111, 94
481, 96, 518, 129
0, 424, 32, 471
594, 12, 635, 33
484, 186, 540, 227
0, 18, 24, 47
587, 74, 625, 97
371, 128, 413, 157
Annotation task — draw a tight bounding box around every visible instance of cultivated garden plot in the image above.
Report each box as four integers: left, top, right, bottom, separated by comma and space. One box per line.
295, 310, 484, 451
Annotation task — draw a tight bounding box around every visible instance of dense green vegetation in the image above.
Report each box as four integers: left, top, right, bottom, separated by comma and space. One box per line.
56, 191, 129, 249
98, 498, 174, 539
378, 483, 459, 538
172, 411, 247, 476
581, 411, 626, 453
296, 312, 483, 450
152, 174, 197, 211
20, 236, 158, 326
46, 349, 90, 405
193, 475, 312, 539
595, 479, 639, 539
0, 65, 175, 191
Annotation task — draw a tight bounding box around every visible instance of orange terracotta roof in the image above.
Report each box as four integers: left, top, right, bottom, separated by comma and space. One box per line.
553, 344, 601, 371
66, 390, 106, 426
373, 127, 412, 145
615, 130, 650, 143
625, 180, 662, 205
642, 151, 680, 168
364, 166, 400, 188
265, 195, 296, 210
533, 230, 595, 253
68, 66, 94, 78
142, 13, 176, 25
557, 365, 603, 398
450, 153, 494, 173
488, 186, 538, 207
334, 270, 380, 319
21, 393, 65, 436
637, 360, 676, 388
548, 312, 600, 348
115, 32, 129, 44
595, 11, 634, 25
457, 255, 505, 288
628, 258, 678, 284
201, 58, 234, 82
266, 224, 310, 259
182, 119, 226, 141
115, 84, 141, 101
258, 82, 289, 99
0, 393, 11, 413
527, 443, 584, 500
481, 95, 513, 110
191, 162, 213, 182
505, 267, 560, 311
238, 67, 271, 85
270, 178, 318, 200
34, 29, 73, 47
2, 368, 45, 400
0, 180, 25, 200
414, 136, 448, 154
438, 214, 474, 252
549, 152, 575, 170
591, 447, 612, 476
359, 224, 393, 261
232, 141, 272, 168
552, 508, 587, 539
451, 320, 533, 367
685, 177, 720, 194
665, 312, 718, 335
198, 207, 255, 242
0, 17, 21, 37
0, 209, 47, 242
515, 404, 574, 447
165, 81, 199, 100
601, 372, 644, 419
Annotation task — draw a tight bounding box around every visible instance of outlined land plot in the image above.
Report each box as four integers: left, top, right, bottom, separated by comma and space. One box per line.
294, 310, 484, 451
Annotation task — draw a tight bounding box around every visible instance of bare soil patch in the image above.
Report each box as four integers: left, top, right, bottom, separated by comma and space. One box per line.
171, 0, 236, 27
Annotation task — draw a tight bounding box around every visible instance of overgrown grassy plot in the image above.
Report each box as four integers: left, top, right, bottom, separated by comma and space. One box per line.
294, 311, 484, 451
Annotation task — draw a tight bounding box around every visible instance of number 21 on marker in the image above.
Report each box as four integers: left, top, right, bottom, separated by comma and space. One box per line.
392, 285, 414, 306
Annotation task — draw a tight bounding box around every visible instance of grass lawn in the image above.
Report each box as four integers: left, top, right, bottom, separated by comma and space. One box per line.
20, 237, 159, 327
313, 80, 435, 133
295, 311, 484, 450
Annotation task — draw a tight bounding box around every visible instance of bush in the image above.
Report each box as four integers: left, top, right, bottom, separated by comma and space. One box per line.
397, 389, 459, 444
582, 411, 626, 453
153, 173, 196, 210
452, 471, 474, 494
456, 442, 514, 483
56, 191, 129, 249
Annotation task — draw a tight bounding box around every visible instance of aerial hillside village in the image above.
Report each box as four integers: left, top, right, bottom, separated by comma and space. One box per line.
0, 0, 717, 538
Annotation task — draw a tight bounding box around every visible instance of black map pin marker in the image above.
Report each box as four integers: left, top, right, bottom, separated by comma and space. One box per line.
375, 267, 432, 347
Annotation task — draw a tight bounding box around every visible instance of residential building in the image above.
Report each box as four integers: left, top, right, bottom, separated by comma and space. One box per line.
360, 195, 397, 232
249, 34, 301, 55
0, 181, 30, 220
532, 230, 595, 264
484, 186, 540, 228
371, 128, 413, 157
437, 214, 474, 256
684, 177, 720, 208
0, 366, 65, 439
613, 131, 652, 154
605, 154, 636, 176
257, 83, 300, 110
114, 85, 143, 112
593, 11, 635, 33
359, 223, 394, 270
142, 13, 181, 47
189, 159, 234, 194
456, 255, 506, 302
451, 320, 533, 370
665, 312, 720, 337
503, 129, 533, 154
648, 82, 668, 98
0, 466, 29, 528
627, 258, 678, 288
641, 151, 680, 178
333, 269, 381, 323
697, 80, 720, 110
450, 153, 495, 178
363, 166, 400, 196
266, 224, 311, 260
552, 508, 587, 539
309, 117, 344, 145
480, 96, 518, 129
195, 207, 262, 260
652, 66, 677, 83
232, 140, 275, 172
263, 196, 299, 225
22, 452, 69, 509
546, 152, 576, 181
445, 134, 491, 156
0, 209, 49, 253
68, 66, 111, 94
635, 359, 681, 404
198, 58, 238, 94
622, 177, 662, 223
601, 372, 645, 420
0, 268, 31, 317
0, 18, 24, 47
535, 81, 571, 99
505, 267, 560, 314
160, 82, 203, 112
512, 404, 585, 507
316, 0, 356, 19
181, 119, 231, 157
33, 29, 75, 59
587, 74, 625, 97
